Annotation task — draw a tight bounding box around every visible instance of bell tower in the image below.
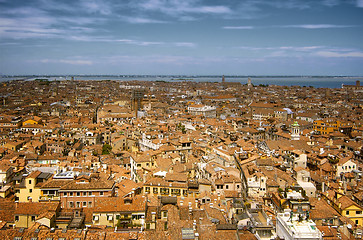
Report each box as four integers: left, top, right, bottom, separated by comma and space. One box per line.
291, 121, 300, 141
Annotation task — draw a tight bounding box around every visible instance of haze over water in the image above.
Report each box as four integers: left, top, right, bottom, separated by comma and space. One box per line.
1, 75, 362, 88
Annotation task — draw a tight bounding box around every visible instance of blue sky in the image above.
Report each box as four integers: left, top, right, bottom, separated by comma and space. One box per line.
1, 0, 363, 75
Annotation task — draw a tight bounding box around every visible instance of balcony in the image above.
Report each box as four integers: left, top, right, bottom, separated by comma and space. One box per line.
39, 195, 61, 201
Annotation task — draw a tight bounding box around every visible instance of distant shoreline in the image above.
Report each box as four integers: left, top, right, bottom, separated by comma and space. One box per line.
1, 75, 362, 88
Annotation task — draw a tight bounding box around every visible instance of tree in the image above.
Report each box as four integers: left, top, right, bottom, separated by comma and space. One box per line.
102, 143, 112, 155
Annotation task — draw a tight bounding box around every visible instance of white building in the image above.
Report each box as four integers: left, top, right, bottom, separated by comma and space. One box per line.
336, 158, 357, 178
276, 209, 322, 240
296, 169, 316, 197
187, 105, 216, 118
247, 172, 267, 198
139, 133, 163, 151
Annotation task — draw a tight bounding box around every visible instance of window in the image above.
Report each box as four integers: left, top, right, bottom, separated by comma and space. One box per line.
29, 189, 33, 193
69, 192, 73, 196
163, 211, 168, 218
357, 211, 362, 215
93, 215, 99, 221
153, 188, 158, 194
83, 192, 87, 196
29, 180, 32, 184
63, 192, 67, 197
76, 202, 80, 208
183, 190, 188, 196
171, 188, 180, 196
107, 215, 113, 221
69, 201, 74, 208
88, 201, 92, 207
100, 191, 104, 196
15, 216, 19, 221
346, 211, 349, 215
225, 185, 229, 189
132, 214, 144, 220
145, 187, 150, 193
31, 216, 36, 221
76, 192, 81, 196
83, 201, 87, 207
356, 220, 359, 225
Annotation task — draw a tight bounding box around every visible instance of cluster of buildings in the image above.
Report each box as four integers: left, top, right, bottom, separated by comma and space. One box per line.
0, 78, 362, 239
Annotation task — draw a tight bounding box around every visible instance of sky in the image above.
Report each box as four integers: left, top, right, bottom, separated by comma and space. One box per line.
1, 0, 363, 76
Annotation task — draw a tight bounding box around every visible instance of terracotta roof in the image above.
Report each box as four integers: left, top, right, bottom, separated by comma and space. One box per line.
41, 179, 73, 189
15, 202, 59, 215
337, 195, 361, 210
60, 177, 114, 191
0, 198, 15, 222
93, 196, 146, 213
144, 177, 187, 188
309, 197, 340, 220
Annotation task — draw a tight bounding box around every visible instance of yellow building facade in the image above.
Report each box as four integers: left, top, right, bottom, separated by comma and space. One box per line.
313, 119, 341, 135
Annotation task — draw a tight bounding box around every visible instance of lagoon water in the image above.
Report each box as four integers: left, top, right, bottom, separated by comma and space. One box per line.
1, 75, 362, 88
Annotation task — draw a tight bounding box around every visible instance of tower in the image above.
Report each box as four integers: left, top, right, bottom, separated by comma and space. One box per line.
222, 75, 225, 83
131, 89, 144, 118
291, 121, 300, 141
247, 78, 252, 89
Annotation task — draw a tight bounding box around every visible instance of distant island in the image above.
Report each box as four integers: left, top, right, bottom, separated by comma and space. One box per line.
171, 78, 194, 81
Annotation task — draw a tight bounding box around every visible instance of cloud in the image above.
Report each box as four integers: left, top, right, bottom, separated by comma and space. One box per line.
282, 24, 357, 29
316, 51, 363, 57
237, 45, 363, 59
357, 0, 363, 7
40, 59, 93, 65
223, 26, 255, 30
223, 24, 358, 30
0, 3, 103, 40
102, 55, 233, 66
121, 16, 167, 24
237, 46, 324, 51
174, 42, 196, 47
59, 60, 93, 65
136, 0, 232, 17
322, 0, 340, 7
79, 0, 112, 15
62, 35, 196, 48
